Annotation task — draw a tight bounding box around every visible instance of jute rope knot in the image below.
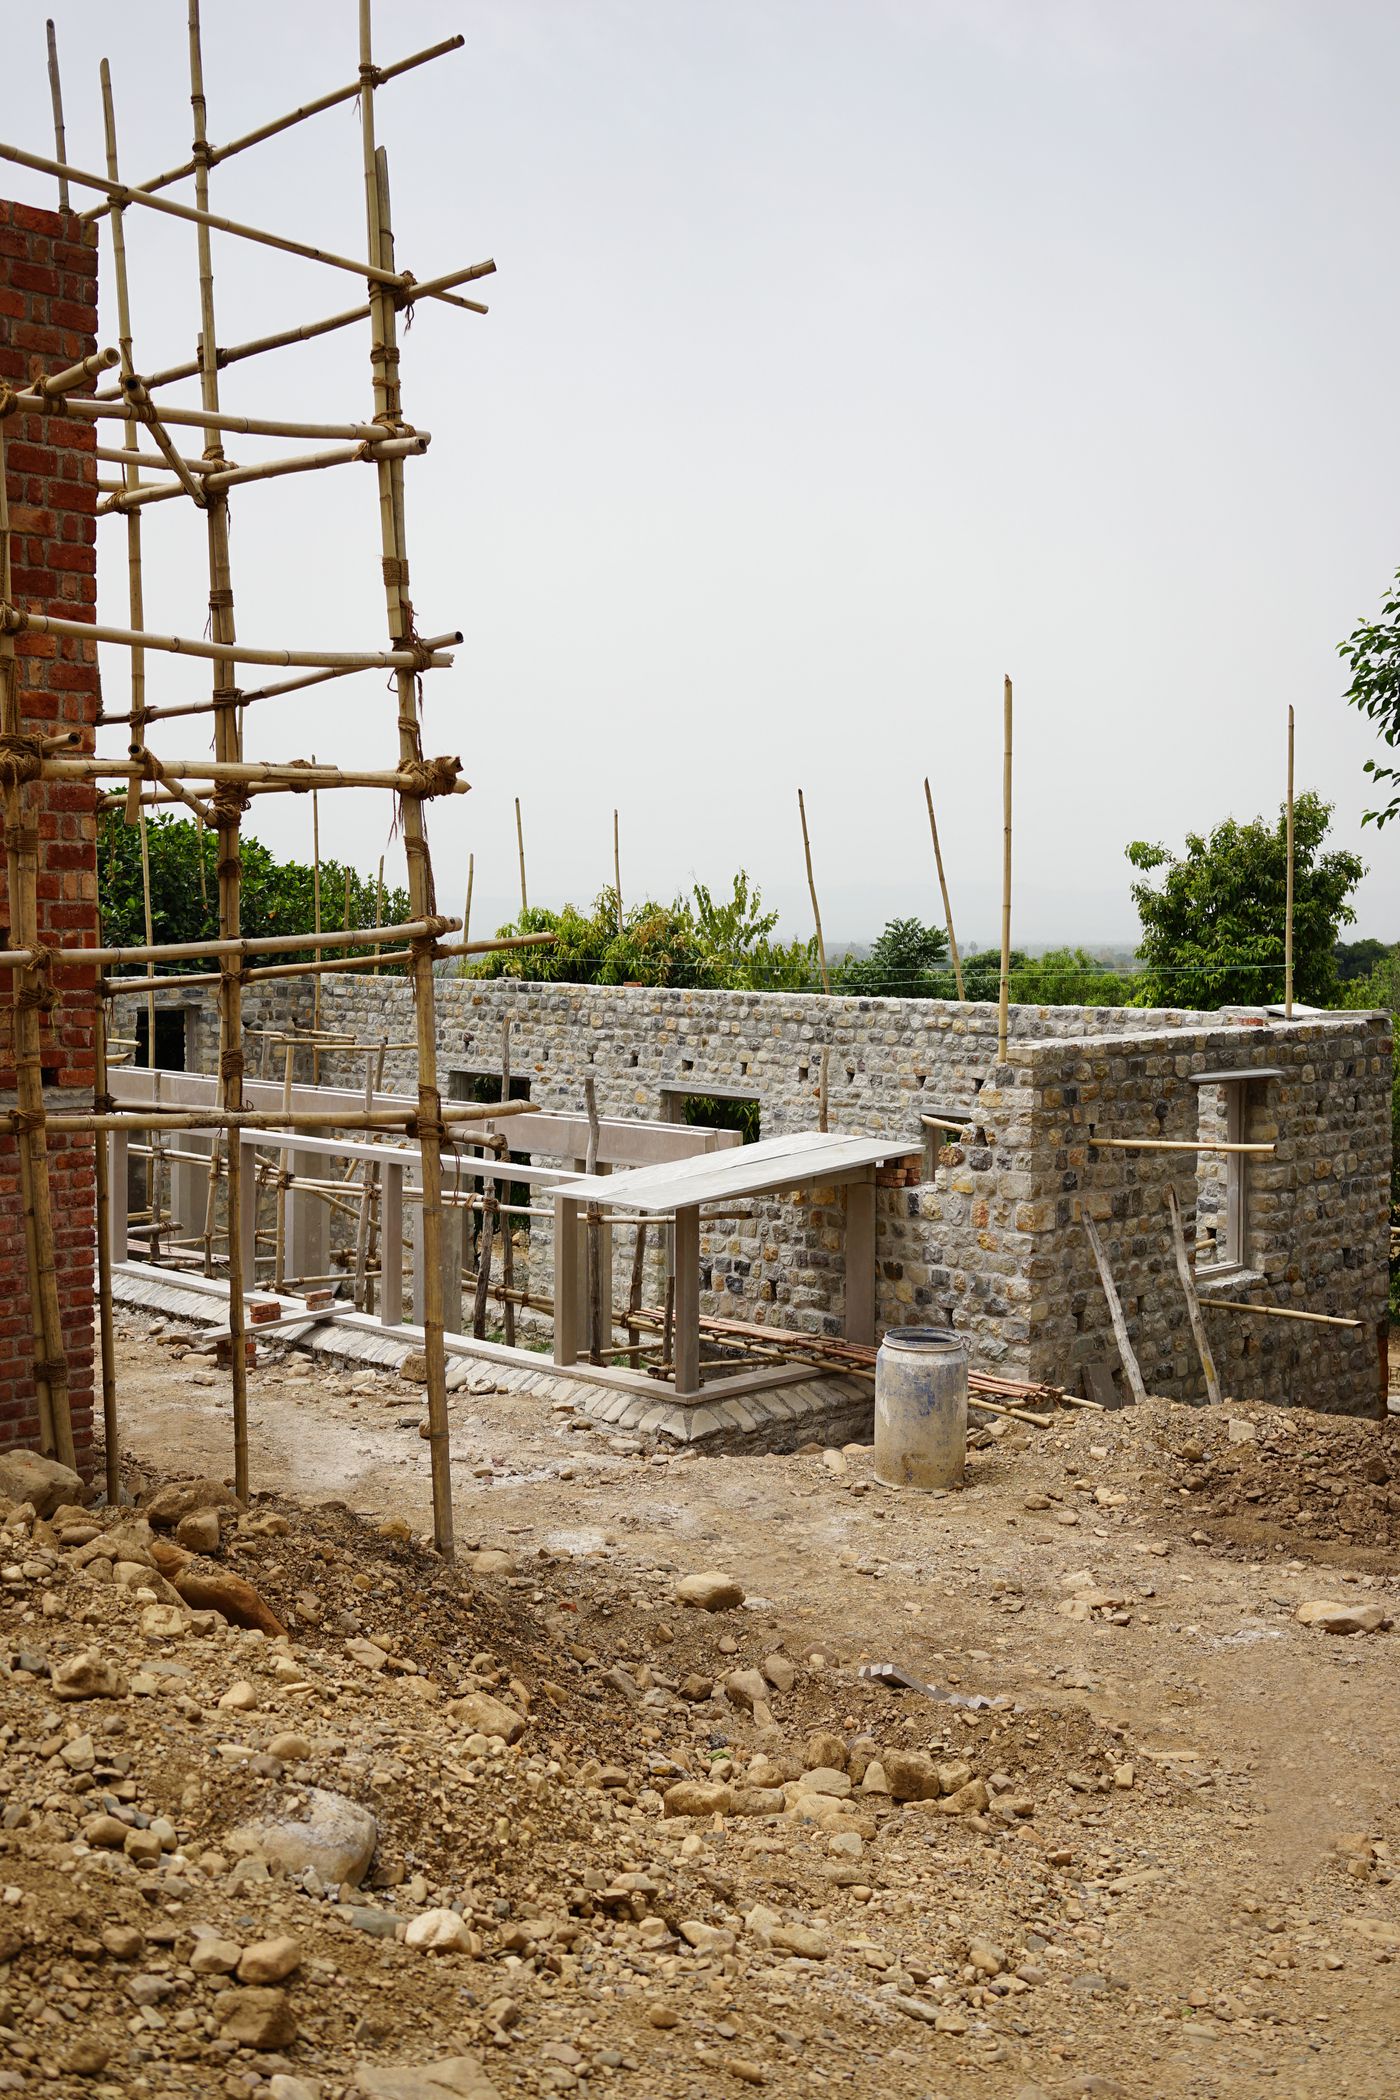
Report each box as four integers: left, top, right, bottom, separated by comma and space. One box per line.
9, 1108, 45, 1135
398, 755, 460, 798
219, 1050, 244, 1082
0, 735, 44, 786
210, 785, 251, 823
0, 383, 20, 423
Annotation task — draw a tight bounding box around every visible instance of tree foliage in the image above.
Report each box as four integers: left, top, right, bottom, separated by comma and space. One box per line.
1127, 793, 1364, 1009
1339, 566, 1400, 826
98, 811, 410, 971
834, 917, 949, 997
468, 876, 817, 992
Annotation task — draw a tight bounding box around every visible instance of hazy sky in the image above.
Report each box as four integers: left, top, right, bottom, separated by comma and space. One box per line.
4, 1, 1399, 948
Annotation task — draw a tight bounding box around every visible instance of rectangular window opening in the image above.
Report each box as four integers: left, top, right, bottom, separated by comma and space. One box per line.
661, 1086, 761, 1145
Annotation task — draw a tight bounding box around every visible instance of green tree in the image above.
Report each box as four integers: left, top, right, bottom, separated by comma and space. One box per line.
835, 917, 950, 998
1339, 567, 1400, 825
1008, 947, 1134, 1007
1126, 794, 1364, 1009
98, 811, 409, 971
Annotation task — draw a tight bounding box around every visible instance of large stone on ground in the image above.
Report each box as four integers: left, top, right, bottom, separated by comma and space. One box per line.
663, 1780, 734, 1819
880, 1748, 940, 1801
173, 1567, 287, 1636
231, 1787, 378, 1887
1296, 1600, 1391, 1635
352, 2058, 502, 2100
51, 1651, 128, 1702
445, 1692, 525, 1743
675, 1571, 745, 1612
144, 1477, 243, 1528
0, 1449, 84, 1518
214, 1986, 297, 2048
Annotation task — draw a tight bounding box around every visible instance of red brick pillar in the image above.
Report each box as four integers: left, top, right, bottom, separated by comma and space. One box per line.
0, 197, 100, 1472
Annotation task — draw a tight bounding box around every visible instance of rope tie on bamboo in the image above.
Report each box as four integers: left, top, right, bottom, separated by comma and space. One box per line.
8, 1108, 45, 1136
207, 588, 234, 611
398, 756, 460, 798
405, 1113, 448, 1144
0, 383, 20, 423
210, 785, 251, 823
34, 1357, 67, 1385
219, 1050, 244, 1083
0, 735, 44, 786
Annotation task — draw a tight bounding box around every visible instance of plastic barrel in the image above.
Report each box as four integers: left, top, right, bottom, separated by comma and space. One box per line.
873, 1325, 968, 1490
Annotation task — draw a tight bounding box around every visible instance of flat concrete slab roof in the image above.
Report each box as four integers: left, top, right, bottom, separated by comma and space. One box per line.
560, 1129, 923, 1213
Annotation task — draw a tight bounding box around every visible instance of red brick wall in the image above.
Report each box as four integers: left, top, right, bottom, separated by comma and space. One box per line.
0, 197, 100, 1472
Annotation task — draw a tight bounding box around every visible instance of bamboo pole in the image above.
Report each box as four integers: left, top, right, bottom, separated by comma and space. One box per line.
98, 928, 554, 997
499, 1019, 515, 1347
341, 866, 351, 964
97, 651, 456, 730
360, 37, 455, 1557
1203, 1298, 1362, 1330
1082, 1214, 1148, 1407
0, 135, 432, 296
374, 859, 385, 973
84, 34, 467, 215
38, 1099, 538, 1137
1284, 704, 1295, 1018
1163, 1184, 1221, 1408
46, 21, 69, 211
613, 809, 623, 932
818, 1043, 830, 1134
1088, 1136, 1274, 1156
311, 772, 322, 1071
185, 0, 251, 1503
19, 390, 420, 445
93, 1006, 121, 1501
584, 1072, 603, 1363
96, 433, 429, 516
0, 421, 73, 1468
463, 852, 473, 953
65, 755, 466, 794
924, 776, 965, 1000
797, 787, 831, 994
273, 1043, 294, 1292
48, 911, 454, 971
94, 257, 495, 398
515, 797, 528, 916
0, 606, 455, 674
998, 675, 1012, 1062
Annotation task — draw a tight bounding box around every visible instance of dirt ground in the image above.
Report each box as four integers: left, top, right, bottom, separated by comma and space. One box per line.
2, 1317, 1398, 2100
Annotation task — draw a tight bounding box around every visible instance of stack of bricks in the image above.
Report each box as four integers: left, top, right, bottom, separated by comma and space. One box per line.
0, 196, 100, 1470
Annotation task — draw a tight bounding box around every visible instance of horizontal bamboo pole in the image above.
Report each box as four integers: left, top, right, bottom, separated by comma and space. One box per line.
0, 138, 419, 292
85, 35, 467, 215
55, 754, 465, 794
25, 346, 120, 398
47, 913, 456, 971
1203, 1298, 1363, 1330
96, 434, 429, 516
94, 259, 497, 401
0, 605, 455, 673
1088, 1136, 1275, 1156
96, 444, 217, 476
100, 928, 556, 996
37, 396, 413, 444
95, 640, 460, 728
36, 1100, 538, 1136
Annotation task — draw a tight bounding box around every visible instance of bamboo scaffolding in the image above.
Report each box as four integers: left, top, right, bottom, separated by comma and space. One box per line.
96, 925, 550, 997
499, 1020, 516, 1347
1204, 1298, 1363, 1330
96, 433, 429, 516
25, 393, 419, 444
97, 645, 458, 728
41, 1099, 536, 1137
94, 257, 496, 399
0, 135, 455, 301
0, 605, 455, 674
797, 787, 831, 994
515, 796, 528, 916
360, 21, 456, 1555
93, 1005, 121, 1500
462, 853, 474, 952
923, 775, 965, 1001
70, 755, 467, 795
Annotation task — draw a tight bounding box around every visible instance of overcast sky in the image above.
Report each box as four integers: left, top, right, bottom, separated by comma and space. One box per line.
4, 0, 1399, 949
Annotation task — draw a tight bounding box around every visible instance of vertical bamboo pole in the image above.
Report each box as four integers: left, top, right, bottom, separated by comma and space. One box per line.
93, 1003, 120, 1502
613, 808, 623, 932
311, 773, 322, 1073
797, 788, 831, 994
0, 421, 72, 1467
46, 22, 69, 211
924, 775, 965, 1000
583, 1072, 603, 1363
272, 1041, 293, 1290
499, 1017, 515, 1347
188, 0, 250, 1500
341, 865, 351, 961
374, 856, 385, 972
998, 675, 1013, 1063
818, 1043, 830, 1133
515, 797, 528, 917
359, 22, 454, 1554
462, 851, 473, 952
1284, 705, 1295, 1018
100, 64, 160, 1227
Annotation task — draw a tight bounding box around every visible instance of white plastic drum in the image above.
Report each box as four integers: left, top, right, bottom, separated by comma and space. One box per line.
873, 1325, 968, 1490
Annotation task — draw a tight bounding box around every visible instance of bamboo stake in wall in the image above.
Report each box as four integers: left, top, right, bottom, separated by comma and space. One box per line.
998, 675, 1013, 1063
359, 37, 456, 1557
613, 809, 623, 933
462, 851, 473, 953
45, 22, 68, 210
1284, 704, 1295, 1019
797, 787, 831, 995
923, 775, 965, 1001
515, 796, 528, 917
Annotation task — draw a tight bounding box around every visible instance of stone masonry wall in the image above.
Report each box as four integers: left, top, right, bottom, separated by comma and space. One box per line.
150, 974, 1392, 1416
0, 197, 100, 1470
